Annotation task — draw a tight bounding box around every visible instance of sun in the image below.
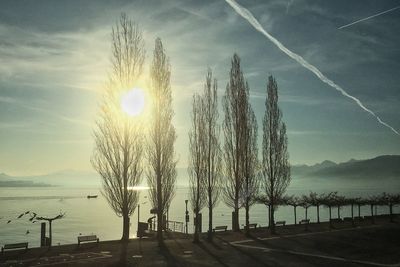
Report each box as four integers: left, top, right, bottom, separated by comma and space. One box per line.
121, 88, 145, 116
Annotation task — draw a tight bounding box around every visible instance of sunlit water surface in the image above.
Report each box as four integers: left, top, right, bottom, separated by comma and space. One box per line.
1, 178, 399, 247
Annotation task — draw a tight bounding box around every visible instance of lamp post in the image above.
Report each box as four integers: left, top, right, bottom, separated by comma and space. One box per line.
185, 200, 189, 234
138, 204, 140, 225
138, 201, 147, 224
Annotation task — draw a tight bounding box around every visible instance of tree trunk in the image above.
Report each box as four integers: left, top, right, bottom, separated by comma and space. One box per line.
358, 204, 361, 218
268, 205, 271, 228
157, 173, 163, 244
194, 213, 199, 243
337, 206, 341, 219
270, 203, 275, 234
389, 204, 393, 223
233, 195, 239, 231
294, 206, 297, 225
305, 207, 308, 220
208, 192, 213, 241
245, 199, 250, 236
317, 205, 320, 224
194, 177, 200, 243
329, 206, 332, 228
49, 221, 52, 247
121, 214, 130, 241
351, 204, 355, 227
370, 204, 374, 224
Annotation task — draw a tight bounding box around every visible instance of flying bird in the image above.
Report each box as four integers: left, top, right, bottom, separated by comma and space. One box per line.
17, 213, 25, 219
339, 5, 400, 29
26, 230, 30, 235
29, 214, 37, 221
7, 220, 11, 224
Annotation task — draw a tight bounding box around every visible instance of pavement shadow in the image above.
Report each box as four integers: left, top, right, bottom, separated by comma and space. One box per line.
196, 242, 230, 267
204, 238, 223, 250
214, 234, 272, 267
159, 240, 182, 267
115, 240, 129, 267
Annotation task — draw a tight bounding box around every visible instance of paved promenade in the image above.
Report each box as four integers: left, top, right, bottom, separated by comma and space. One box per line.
1, 218, 399, 266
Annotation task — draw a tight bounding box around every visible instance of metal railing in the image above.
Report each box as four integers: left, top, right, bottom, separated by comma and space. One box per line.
167, 220, 184, 233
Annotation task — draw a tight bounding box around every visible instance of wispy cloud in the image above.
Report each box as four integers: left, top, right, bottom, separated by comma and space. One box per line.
224, 0, 399, 136
339, 5, 400, 29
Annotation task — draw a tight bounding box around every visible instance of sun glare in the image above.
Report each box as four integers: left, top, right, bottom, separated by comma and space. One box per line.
121, 88, 145, 116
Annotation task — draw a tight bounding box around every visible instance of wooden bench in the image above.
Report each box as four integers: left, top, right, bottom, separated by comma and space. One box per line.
275, 221, 286, 226
299, 219, 310, 225
330, 218, 342, 223
248, 223, 257, 229
343, 217, 353, 222
354, 216, 364, 221
243, 223, 257, 230
213, 226, 227, 232
1, 242, 28, 254
78, 235, 99, 246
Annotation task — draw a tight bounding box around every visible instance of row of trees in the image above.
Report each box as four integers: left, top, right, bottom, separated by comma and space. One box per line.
91, 14, 398, 246
279, 192, 400, 226
188, 54, 291, 241
92, 14, 177, 245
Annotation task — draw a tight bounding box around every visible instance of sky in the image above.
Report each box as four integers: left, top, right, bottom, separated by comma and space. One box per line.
0, 0, 399, 176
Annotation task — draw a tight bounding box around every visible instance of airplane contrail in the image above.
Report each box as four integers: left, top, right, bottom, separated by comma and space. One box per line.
339, 5, 400, 29
224, 0, 400, 136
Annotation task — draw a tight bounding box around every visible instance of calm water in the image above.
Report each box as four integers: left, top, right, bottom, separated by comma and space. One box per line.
1, 180, 399, 248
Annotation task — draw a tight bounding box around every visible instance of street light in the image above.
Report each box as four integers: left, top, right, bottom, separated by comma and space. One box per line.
185, 200, 189, 234
137, 201, 148, 238
138, 201, 147, 225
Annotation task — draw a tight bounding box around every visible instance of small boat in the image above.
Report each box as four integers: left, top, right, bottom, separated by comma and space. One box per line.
87, 195, 98, 199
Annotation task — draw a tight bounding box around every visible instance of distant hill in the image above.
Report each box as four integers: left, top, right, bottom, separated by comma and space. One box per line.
291, 160, 336, 177
2, 155, 398, 188
0, 169, 191, 188
292, 155, 400, 180
0, 172, 52, 187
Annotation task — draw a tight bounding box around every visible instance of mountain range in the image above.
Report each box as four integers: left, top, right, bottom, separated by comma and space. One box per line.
291, 155, 400, 180
1, 155, 399, 187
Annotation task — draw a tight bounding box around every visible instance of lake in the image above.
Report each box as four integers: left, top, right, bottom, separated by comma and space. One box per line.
1, 178, 399, 248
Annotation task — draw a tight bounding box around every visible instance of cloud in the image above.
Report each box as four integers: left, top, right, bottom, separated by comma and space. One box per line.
224, 0, 399, 136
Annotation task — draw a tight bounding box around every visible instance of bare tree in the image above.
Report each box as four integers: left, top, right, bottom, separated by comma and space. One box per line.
35, 212, 65, 248
202, 69, 222, 241
255, 195, 271, 226
240, 95, 260, 236
92, 13, 145, 242
188, 94, 207, 243
300, 195, 312, 221
308, 192, 323, 224
111, 13, 145, 88
321, 191, 337, 228
147, 38, 177, 245
346, 197, 358, 227
282, 195, 300, 225
262, 75, 291, 234
222, 54, 247, 231
381, 193, 400, 222
17, 211, 65, 248
333, 194, 346, 219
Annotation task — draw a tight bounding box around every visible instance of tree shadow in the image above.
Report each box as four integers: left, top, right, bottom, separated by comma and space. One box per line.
196, 242, 230, 267
159, 241, 181, 267
117, 240, 129, 267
